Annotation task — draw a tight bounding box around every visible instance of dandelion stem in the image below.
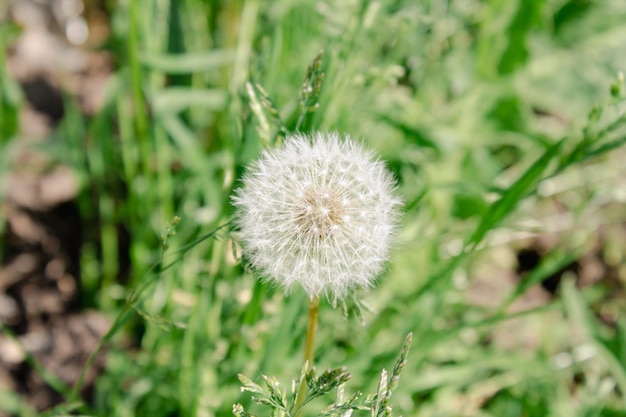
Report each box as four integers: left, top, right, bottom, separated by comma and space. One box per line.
294, 295, 319, 416
303, 296, 319, 365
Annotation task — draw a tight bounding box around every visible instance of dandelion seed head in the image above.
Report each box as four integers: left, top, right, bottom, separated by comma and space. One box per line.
232, 132, 402, 300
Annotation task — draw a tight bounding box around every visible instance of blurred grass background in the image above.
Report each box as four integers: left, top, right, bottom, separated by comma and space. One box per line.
1, 0, 626, 416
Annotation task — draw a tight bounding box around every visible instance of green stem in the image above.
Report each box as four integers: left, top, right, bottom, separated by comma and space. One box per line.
294, 296, 319, 417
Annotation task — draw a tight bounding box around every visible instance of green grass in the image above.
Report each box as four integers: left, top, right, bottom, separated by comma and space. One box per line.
2, 0, 626, 416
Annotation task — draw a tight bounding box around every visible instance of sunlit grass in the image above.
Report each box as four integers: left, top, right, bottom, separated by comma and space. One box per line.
2, 0, 626, 416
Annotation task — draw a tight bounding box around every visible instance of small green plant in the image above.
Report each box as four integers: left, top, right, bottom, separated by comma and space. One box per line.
233, 333, 413, 417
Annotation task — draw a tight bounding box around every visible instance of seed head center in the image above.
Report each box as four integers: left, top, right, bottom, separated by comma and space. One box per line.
296, 188, 345, 239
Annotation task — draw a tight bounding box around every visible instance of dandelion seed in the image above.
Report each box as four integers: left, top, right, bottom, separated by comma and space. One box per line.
232, 132, 402, 300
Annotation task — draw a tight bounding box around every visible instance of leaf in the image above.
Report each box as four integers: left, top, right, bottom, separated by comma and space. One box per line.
378, 115, 440, 154
0, 386, 37, 417
498, 249, 581, 313
40, 401, 91, 417
159, 115, 206, 170
466, 139, 564, 250
152, 88, 227, 115
140, 50, 236, 73
498, 0, 543, 74
562, 279, 626, 402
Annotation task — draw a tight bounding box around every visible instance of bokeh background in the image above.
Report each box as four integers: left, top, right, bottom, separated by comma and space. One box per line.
1, 0, 626, 416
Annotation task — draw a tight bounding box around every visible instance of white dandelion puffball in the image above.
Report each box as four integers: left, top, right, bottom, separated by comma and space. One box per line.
232, 132, 402, 300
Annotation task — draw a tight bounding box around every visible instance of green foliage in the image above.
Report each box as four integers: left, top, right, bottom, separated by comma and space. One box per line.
0, 21, 20, 144
235, 334, 412, 417
2, 0, 626, 416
